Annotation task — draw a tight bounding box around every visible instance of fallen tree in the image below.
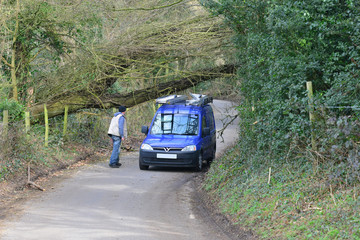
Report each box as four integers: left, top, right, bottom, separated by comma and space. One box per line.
18, 3, 235, 121
29, 64, 235, 121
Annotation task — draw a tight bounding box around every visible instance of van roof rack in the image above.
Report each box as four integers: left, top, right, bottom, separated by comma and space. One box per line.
155, 93, 213, 106
155, 95, 187, 105
187, 93, 213, 106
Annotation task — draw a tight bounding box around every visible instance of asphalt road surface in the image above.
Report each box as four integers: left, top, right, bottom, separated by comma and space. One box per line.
1, 100, 239, 240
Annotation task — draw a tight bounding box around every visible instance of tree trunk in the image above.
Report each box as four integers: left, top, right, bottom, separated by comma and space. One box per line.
29, 64, 235, 122
11, 0, 20, 101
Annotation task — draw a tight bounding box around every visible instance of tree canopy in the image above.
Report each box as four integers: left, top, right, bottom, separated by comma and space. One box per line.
1, 0, 235, 112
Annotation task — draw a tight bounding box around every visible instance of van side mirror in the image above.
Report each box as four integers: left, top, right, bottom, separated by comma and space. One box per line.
203, 127, 210, 136
141, 126, 149, 135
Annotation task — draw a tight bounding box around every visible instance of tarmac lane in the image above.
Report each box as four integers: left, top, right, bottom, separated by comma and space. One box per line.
0, 100, 240, 240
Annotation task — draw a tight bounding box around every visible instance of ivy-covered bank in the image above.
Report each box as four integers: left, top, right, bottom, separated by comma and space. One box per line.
204, 144, 360, 239
200, 0, 360, 239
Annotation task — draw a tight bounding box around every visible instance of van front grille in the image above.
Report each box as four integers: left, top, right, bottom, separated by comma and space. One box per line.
153, 147, 182, 152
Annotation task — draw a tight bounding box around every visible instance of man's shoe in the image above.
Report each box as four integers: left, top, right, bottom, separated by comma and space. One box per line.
115, 162, 122, 167
109, 164, 120, 168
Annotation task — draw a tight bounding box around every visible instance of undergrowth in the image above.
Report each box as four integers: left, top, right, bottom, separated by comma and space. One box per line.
0, 121, 99, 184
0, 100, 155, 184
204, 144, 360, 239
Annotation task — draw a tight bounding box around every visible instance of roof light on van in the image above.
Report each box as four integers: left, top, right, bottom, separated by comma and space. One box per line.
181, 145, 197, 152
141, 143, 153, 151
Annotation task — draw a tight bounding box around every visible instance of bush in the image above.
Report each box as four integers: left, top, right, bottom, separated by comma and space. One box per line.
0, 98, 25, 122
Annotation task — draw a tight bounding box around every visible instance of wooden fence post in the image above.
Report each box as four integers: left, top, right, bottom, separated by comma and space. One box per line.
96, 114, 101, 136
63, 105, 69, 137
25, 111, 30, 134
1, 110, 9, 155
3, 110, 8, 138
306, 81, 317, 151
44, 104, 49, 147
251, 100, 255, 132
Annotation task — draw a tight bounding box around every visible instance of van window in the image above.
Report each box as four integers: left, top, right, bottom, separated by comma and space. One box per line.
208, 108, 215, 131
201, 115, 207, 136
150, 113, 199, 135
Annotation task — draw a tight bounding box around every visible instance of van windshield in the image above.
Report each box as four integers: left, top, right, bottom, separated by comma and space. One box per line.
150, 113, 199, 135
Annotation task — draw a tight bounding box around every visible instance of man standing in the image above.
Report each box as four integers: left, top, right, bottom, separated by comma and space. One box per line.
107, 106, 127, 168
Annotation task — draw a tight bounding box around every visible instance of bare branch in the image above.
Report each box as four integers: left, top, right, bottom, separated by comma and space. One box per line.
0, 56, 12, 67
217, 114, 239, 142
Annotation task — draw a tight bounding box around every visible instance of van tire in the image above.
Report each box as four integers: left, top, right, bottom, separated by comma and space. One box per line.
207, 144, 216, 164
195, 153, 203, 172
139, 161, 149, 170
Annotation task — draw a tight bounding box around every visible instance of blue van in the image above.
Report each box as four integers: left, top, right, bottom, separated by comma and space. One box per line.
139, 94, 216, 171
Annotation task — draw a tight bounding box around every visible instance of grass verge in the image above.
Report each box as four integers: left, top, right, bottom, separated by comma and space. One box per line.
203, 144, 360, 239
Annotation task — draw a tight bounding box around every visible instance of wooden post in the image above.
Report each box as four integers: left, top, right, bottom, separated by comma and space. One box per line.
268, 167, 272, 185
96, 114, 102, 138
2, 110, 9, 155
44, 104, 49, 147
25, 111, 30, 134
252, 100, 255, 132
3, 110, 8, 137
306, 81, 316, 151
63, 105, 69, 137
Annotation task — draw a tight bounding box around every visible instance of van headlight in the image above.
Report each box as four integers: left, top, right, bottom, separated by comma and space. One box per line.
181, 145, 196, 151
141, 143, 153, 150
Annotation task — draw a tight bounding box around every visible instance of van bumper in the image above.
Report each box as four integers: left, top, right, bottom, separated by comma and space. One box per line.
139, 149, 200, 168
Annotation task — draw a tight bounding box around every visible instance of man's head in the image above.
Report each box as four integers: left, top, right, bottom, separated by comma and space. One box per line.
119, 105, 126, 113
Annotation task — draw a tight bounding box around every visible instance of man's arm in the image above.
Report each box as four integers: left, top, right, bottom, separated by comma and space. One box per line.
118, 116, 125, 140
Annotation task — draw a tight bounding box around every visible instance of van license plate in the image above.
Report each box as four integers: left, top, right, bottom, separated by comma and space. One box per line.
157, 154, 177, 159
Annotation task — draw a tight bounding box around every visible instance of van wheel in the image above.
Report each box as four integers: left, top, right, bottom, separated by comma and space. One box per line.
207, 145, 216, 165
195, 154, 203, 172
206, 144, 216, 166
206, 149, 216, 166
139, 162, 149, 170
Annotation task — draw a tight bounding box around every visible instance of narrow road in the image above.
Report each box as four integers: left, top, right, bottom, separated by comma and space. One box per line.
1, 100, 239, 240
